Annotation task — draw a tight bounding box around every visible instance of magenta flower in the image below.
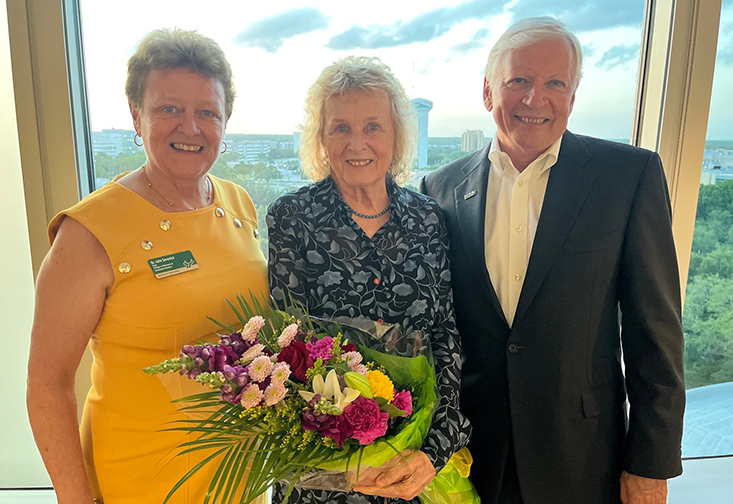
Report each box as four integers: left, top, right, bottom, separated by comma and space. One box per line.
302, 398, 354, 447
392, 390, 413, 417
307, 336, 335, 362
342, 396, 389, 445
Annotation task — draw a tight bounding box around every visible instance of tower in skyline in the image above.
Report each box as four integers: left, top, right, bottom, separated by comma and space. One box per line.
461, 130, 485, 152
411, 98, 433, 168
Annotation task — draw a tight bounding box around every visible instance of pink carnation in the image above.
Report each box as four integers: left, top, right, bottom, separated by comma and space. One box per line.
242, 316, 265, 342
353, 364, 368, 376
239, 383, 264, 409
343, 396, 389, 445
392, 390, 413, 417
263, 382, 288, 406
341, 351, 363, 370
277, 324, 298, 348
307, 336, 335, 362
248, 355, 273, 381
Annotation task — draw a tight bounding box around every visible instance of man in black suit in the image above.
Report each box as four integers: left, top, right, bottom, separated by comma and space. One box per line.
421, 17, 685, 504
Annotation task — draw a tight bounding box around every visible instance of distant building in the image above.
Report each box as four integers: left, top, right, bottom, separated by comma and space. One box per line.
229, 141, 270, 163
92, 129, 140, 156
411, 98, 433, 168
461, 130, 484, 152
293, 132, 302, 153
279, 141, 294, 151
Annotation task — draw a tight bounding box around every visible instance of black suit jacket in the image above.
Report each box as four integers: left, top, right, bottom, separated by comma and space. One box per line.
421, 131, 685, 504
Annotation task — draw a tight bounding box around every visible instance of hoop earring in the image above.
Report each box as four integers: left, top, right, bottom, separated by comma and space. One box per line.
220, 141, 227, 154
134, 134, 143, 147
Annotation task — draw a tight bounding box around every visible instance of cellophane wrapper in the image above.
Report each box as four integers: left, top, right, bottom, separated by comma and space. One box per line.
283, 317, 480, 504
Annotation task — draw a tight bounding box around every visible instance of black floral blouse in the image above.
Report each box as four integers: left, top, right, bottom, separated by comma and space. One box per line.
267, 177, 472, 504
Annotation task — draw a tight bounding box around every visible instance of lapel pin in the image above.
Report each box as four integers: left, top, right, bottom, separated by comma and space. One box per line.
464, 190, 477, 200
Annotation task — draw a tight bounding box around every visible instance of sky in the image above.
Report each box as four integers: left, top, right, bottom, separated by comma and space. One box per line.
79, 0, 732, 140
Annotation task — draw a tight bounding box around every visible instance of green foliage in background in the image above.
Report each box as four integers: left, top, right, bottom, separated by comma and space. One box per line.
684, 180, 733, 388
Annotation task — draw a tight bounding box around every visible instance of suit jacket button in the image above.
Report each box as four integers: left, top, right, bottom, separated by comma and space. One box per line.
507, 343, 519, 354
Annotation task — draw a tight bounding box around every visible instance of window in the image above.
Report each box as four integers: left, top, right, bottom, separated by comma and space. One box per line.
680, 0, 733, 460
77, 0, 646, 252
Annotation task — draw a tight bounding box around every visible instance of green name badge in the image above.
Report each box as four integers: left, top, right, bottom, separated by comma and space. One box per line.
148, 250, 199, 279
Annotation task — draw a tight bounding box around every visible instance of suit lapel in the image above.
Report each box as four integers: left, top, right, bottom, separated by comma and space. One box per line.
513, 131, 595, 326
454, 145, 508, 327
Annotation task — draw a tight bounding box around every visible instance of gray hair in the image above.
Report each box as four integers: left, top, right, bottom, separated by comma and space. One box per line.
126, 28, 235, 119
299, 56, 416, 185
485, 17, 583, 90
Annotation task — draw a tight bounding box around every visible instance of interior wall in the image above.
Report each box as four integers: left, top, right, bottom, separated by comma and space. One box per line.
0, 0, 52, 488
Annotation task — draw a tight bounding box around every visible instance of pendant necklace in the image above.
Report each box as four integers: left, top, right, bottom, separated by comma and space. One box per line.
141, 165, 212, 210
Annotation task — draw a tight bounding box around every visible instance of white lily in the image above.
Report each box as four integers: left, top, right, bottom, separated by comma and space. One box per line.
298, 369, 361, 412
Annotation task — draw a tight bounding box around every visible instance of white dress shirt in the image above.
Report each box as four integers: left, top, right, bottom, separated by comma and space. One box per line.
484, 136, 563, 327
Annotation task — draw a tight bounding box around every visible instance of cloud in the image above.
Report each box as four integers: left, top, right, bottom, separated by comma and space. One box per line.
582, 43, 596, 58
716, 24, 733, 66
596, 43, 640, 70
450, 28, 491, 56
326, 0, 504, 50
234, 7, 330, 53
509, 0, 644, 33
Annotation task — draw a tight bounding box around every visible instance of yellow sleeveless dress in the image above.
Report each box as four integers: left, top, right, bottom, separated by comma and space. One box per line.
49, 174, 269, 503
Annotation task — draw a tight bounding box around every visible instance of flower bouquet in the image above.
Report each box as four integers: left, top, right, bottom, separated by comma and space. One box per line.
144, 294, 478, 504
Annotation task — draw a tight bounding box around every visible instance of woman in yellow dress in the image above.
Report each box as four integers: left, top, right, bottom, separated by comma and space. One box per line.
27, 28, 268, 503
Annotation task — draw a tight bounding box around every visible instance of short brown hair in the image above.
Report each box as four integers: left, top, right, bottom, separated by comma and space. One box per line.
126, 28, 235, 119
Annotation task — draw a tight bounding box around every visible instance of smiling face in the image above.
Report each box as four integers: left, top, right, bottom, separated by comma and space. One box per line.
322, 89, 396, 193
131, 67, 226, 180
484, 38, 577, 167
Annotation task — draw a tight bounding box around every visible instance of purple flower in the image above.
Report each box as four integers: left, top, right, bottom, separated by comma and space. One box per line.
221, 364, 245, 382
392, 390, 413, 417
307, 336, 335, 362
220, 384, 237, 403
202, 344, 239, 372
302, 398, 353, 447
342, 396, 389, 445
221, 332, 248, 355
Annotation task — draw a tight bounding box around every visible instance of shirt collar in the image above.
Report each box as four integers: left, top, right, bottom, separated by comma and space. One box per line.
488, 135, 563, 175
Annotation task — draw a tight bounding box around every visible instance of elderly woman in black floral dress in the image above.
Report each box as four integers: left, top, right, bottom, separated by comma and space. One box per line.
267, 56, 471, 504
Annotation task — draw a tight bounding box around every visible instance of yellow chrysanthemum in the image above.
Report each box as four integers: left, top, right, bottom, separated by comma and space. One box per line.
367, 370, 395, 403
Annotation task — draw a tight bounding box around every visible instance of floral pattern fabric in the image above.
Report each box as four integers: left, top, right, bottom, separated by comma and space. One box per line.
267, 177, 472, 504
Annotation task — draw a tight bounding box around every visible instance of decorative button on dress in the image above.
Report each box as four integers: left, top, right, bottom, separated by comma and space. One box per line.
49, 174, 269, 503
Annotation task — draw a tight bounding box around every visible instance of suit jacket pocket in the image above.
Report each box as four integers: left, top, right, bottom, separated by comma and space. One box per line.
581, 381, 626, 418
562, 230, 623, 255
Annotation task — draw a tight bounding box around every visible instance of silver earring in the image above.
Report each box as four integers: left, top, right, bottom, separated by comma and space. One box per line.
134, 134, 143, 147
220, 141, 227, 154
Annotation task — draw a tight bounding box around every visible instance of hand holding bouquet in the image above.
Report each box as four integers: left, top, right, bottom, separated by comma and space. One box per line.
144, 295, 478, 504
